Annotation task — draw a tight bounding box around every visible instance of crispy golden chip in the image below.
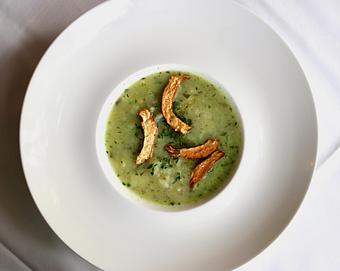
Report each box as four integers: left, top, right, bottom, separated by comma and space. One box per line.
189, 150, 225, 189
161, 74, 191, 134
136, 108, 158, 165
165, 139, 219, 159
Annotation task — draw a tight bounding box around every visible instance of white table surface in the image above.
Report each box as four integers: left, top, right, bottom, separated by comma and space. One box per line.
0, 1, 339, 270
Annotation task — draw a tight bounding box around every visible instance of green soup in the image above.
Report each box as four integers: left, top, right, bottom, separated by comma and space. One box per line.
105, 71, 242, 207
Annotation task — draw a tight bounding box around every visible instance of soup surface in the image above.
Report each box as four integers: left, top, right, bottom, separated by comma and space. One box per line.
105, 71, 242, 206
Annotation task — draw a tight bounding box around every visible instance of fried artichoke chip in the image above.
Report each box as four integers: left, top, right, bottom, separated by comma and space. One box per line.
161, 74, 191, 134
189, 150, 225, 189
136, 108, 158, 165
165, 139, 219, 159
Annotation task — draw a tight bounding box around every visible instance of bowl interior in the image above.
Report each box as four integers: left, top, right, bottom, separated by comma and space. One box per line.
96, 64, 245, 211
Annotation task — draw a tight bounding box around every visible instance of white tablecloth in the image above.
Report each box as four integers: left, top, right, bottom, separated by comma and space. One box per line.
0, 1, 339, 270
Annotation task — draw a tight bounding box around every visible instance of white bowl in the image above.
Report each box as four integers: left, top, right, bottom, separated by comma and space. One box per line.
20, 1, 317, 271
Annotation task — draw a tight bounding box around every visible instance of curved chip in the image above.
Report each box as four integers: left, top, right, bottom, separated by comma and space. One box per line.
189, 150, 225, 189
136, 108, 158, 165
165, 139, 219, 159
161, 74, 191, 134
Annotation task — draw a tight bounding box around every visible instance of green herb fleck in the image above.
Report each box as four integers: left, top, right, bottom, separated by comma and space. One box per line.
173, 101, 180, 115
172, 172, 181, 184
147, 163, 157, 175
160, 157, 171, 169
186, 118, 193, 126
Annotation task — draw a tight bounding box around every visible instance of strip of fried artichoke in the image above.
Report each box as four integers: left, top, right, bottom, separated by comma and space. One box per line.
136, 108, 158, 165
189, 150, 225, 189
161, 74, 191, 134
165, 139, 219, 159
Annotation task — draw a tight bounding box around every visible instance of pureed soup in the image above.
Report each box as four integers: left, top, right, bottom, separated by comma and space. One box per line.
105, 71, 243, 207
